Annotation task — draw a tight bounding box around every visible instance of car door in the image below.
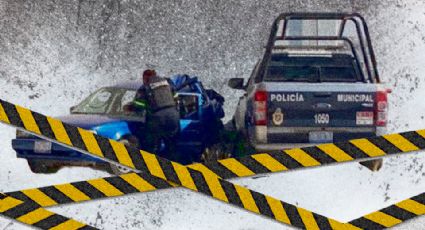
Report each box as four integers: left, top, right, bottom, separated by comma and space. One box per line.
176, 93, 204, 154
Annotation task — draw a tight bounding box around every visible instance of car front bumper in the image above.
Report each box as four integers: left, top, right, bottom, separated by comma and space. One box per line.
12, 138, 105, 163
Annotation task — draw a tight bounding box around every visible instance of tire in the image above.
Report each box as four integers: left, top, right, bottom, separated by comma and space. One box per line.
201, 143, 232, 162
224, 118, 236, 131
107, 163, 132, 175
118, 135, 140, 149
27, 160, 60, 174
107, 136, 139, 175
359, 159, 383, 172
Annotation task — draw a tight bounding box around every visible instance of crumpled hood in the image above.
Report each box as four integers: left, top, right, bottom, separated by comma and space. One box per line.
56, 114, 121, 129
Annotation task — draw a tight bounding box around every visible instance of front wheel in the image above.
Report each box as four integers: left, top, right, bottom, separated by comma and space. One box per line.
201, 144, 232, 162
27, 160, 60, 174
107, 163, 132, 175
359, 159, 383, 172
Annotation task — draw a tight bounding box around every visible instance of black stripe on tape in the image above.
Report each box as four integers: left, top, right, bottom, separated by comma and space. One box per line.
157, 157, 181, 185
5, 192, 34, 204
39, 187, 74, 204
380, 205, 417, 221
71, 181, 106, 199
31, 112, 55, 139
103, 177, 140, 195
33, 214, 76, 229
219, 180, 243, 209
411, 193, 425, 205
79, 225, 99, 230
350, 217, 386, 229
2, 202, 39, 219
188, 169, 213, 197
203, 161, 238, 179
401, 131, 425, 149
268, 151, 303, 169
333, 142, 370, 159
125, 145, 150, 173
94, 135, 118, 163
368, 136, 401, 154
62, 123, 87, 151
312, 213, 332, 230
281, 202, 305, 229
238, 156, 271, 174
1, 101, 23, 128
302, 146, 336, 164
137, 173, 174, 189
251, 192, 274, 219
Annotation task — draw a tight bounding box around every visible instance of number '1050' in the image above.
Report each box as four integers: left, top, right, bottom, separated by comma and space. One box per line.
314, 113, 330, 124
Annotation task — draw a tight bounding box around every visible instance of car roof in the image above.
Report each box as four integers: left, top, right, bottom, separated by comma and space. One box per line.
109, 81, 143, 90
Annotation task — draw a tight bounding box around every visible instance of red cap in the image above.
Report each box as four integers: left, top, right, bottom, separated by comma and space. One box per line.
142, 69, 156, 83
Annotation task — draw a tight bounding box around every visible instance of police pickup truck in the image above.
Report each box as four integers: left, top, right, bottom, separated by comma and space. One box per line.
228, 13, 390, 171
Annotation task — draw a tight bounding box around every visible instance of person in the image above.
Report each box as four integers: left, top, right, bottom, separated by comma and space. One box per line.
132, 69, 180, 155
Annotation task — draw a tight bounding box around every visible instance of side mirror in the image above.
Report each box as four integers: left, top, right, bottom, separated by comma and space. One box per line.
70, 106, 76, 114
228, 78, 245, 90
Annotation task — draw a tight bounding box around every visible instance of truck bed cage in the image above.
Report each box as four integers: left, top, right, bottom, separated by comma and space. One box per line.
261, 12, 380, 83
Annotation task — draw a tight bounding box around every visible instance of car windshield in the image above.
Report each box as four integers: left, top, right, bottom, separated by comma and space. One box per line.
265, 55, 361, 82
72, 87, 136, 115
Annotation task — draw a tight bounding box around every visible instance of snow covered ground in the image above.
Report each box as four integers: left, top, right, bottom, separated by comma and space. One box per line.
1, 0, 425, 229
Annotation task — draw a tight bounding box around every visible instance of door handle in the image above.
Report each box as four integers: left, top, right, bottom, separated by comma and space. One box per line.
312, 103, 332, 110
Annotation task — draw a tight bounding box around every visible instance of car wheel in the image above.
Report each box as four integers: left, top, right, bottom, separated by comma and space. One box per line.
107, 163, 132, 175
359, 159, 383, 172
107, 136, 139, 175
118, 135, 140, 149
201, 144, 232, 162
224, 118, 236, 131
27, 160, 60, 174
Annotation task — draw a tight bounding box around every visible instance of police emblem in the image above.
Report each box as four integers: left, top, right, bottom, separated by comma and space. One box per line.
272, 108, 283, 125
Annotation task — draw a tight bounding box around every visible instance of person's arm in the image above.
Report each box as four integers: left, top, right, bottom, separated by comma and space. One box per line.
132, 87, 150, 112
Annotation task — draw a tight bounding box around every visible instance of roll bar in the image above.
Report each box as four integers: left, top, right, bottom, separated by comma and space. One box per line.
259, 12, 380, 83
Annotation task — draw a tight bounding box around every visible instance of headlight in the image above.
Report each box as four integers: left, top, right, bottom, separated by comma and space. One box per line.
16, 129, 32, 138
90, 129, 98, 135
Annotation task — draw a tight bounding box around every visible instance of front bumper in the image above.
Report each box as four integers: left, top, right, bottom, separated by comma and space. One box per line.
12, 138, 104, 163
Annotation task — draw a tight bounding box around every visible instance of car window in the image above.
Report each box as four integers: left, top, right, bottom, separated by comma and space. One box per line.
267, 65, 318, 82
118, 90, 137, 113
264, 55, 361, 82
72, 88, 113, 114
320, 66, 358, 82
177, 94, 199, 120
72, 87, 137, 115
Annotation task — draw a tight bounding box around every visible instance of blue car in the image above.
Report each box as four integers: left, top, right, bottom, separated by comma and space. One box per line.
12, 75, 225, 173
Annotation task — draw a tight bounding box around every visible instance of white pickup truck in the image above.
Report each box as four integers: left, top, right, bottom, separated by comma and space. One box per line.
228, 13, 391, 171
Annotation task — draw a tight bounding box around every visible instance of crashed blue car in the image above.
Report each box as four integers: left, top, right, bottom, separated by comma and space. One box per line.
12, 75, 225, 173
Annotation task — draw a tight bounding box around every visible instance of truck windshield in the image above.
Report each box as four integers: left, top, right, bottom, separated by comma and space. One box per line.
72, 87, 136, 115
265, 55, 361, 82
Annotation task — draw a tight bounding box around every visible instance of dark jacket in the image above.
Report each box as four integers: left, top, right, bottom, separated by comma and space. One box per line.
133, 75, 176, 113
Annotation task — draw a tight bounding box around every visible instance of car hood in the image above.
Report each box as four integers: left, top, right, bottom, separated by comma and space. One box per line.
56, 114, 122, 129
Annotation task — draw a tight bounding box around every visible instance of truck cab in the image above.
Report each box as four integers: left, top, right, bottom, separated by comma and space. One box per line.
228, 13, 390, 168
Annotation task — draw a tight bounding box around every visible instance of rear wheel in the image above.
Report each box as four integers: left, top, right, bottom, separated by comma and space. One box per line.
359, 159, 383, 171
107, 136, 139, 175
27, 160, 60, 174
